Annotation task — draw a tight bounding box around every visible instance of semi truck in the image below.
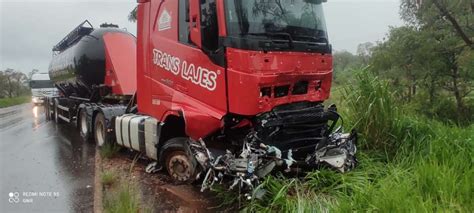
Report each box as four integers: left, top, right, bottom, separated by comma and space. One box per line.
29, 73, 58, 105
45, 0, 357, 194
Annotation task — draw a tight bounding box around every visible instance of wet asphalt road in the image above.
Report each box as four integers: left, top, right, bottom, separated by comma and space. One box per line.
0, 103, 96, 213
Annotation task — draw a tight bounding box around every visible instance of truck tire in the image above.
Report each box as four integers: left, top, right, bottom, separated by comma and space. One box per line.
94, 112, 113, 147
162, 137, 199, 183
79, 109, 92, 140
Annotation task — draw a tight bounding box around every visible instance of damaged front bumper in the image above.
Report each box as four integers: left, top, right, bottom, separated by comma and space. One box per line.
190, 103, 358, 199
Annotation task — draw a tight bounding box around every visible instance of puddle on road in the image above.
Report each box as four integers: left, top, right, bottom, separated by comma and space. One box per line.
51, 121, 96, 212
0, 105, 96, 212
0, 104, 46, 131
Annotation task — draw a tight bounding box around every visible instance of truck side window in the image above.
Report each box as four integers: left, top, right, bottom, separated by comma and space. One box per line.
200, 0, 219, 52
179, 0, 191, 44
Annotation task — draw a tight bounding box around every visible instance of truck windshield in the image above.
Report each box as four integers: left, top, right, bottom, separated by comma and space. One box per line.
30, 80, 54, 89
225, 0, 328, 44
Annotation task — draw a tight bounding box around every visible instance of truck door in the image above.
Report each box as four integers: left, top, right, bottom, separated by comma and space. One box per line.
148, 0, 227, 121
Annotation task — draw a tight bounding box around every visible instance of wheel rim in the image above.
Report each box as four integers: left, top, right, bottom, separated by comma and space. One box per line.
96, 120, 105, 146
80, 112, 88, 136
167, 151, 193, 182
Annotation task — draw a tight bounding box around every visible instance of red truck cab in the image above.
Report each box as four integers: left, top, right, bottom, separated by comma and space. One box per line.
119, 0, 358, 186
137, 0, 333, 140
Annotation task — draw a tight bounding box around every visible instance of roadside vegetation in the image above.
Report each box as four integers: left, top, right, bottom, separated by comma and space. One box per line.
0, 69, 32, 107
100, 143, 122, 159
334, 1, 473, 127
103, 178, 142, 213
239, 71, 473, 212
101, 156, 152, 213
0, 96, 31, 108
101, 170, 118, 187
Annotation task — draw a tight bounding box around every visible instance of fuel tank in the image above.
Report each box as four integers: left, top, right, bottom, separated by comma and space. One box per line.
49, 22, 134, 97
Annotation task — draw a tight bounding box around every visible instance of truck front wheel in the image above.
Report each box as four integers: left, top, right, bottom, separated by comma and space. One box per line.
94, 112, 113, 147
162, 138, 199, 183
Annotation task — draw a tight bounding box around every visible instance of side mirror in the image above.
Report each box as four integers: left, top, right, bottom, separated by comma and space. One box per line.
189, 0, 202, 48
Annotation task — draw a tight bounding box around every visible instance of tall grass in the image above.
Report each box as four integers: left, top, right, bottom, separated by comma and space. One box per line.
104, 183, 141, 213
240, 70, 473, 212
342, 71, 402, 154
102, 159, 152, 213
334, 124, 473, 212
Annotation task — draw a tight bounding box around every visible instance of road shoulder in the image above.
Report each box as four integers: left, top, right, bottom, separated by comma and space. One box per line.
94, 149, 215, 212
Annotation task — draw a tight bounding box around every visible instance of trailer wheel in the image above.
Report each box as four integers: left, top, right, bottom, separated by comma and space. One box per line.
162, 138, 199, 183
94, 112, 113, 147
79, 109, 92, 140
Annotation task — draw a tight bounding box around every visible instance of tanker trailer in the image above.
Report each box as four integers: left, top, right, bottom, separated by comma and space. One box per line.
45, 20, 137, 142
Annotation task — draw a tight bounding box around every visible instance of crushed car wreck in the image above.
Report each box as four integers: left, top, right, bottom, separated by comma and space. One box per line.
189, 103, 358, 198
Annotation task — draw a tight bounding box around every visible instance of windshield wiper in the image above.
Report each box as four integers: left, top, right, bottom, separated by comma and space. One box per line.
247, 32, 294, 47
291, 35, 330, 52
292, 35, 328, 45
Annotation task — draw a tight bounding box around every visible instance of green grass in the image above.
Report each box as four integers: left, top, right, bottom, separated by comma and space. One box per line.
343, 71, 402, 154
104, 182, 141, 213
332, 124, 473, 212
102, 164, 152, 213
99, 143, 121, 159
101, 170, 118, 187
238, 70, 474, 212
0, 96, 30, 108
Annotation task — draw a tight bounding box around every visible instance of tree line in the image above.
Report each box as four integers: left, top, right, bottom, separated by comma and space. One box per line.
0, 69, 32, 99
334, 0, 473, 125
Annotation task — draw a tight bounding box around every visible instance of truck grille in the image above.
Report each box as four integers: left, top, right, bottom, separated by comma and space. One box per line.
255, 102, 332, 159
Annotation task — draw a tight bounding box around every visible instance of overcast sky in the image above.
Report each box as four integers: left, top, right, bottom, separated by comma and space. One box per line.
0, 0, 403, 74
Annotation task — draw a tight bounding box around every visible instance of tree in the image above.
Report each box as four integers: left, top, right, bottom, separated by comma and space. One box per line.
372, 27, 422, 99
401, 0, 473, 48
4, 69, 15, 98
1, 69, 28, 98
357, 42, 374, 64
398, 0, 473, 119
28, 69, 39, 79
0, 71, 7, 98
332, 50, 366, 85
